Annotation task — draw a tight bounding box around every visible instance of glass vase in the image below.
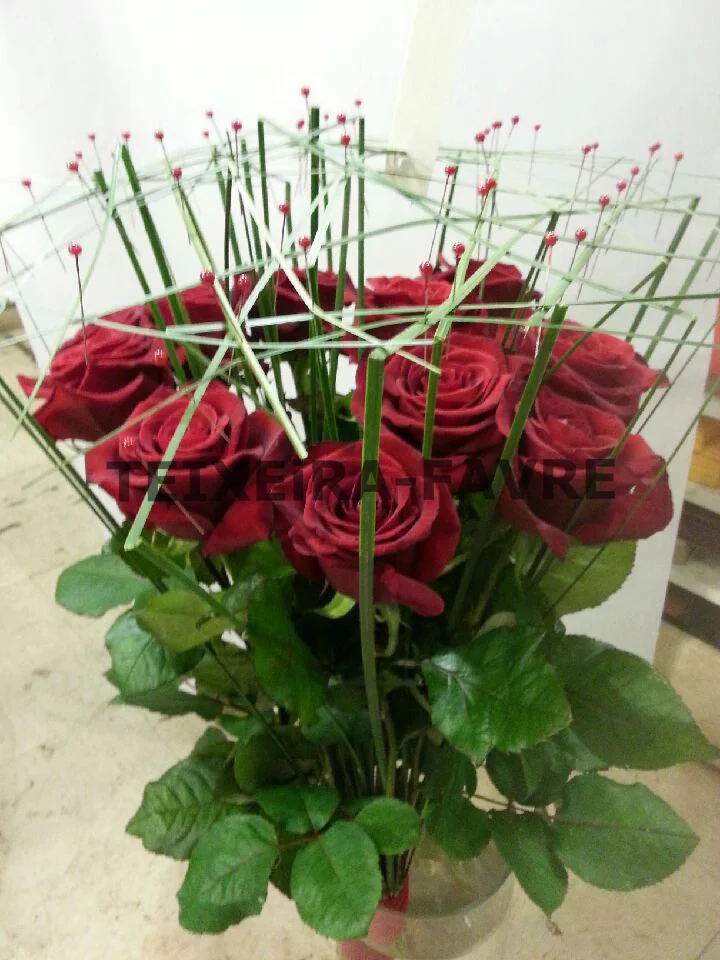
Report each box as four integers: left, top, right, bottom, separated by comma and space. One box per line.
337, 841, 513, 960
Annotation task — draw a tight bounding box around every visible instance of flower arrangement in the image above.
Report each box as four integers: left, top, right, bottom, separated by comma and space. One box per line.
3, 96, 719, 956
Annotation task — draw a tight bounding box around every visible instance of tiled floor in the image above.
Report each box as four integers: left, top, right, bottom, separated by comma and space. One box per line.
1, 339, 719, 960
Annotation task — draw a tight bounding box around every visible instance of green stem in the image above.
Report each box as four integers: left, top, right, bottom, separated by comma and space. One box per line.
356, 118, 366, 355
359, 350, 389, 791
449, 306, 567, 629
626, 197, 698, 341
93, 167, 185, 383
320, 155, 334, 272
329, 176, 352, 393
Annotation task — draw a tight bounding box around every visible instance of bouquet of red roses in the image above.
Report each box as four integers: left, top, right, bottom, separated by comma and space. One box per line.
6, 102, 718, 956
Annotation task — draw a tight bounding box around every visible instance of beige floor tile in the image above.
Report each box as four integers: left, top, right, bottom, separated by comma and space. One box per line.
656, 622, 720, 749
700, 934, 720, 959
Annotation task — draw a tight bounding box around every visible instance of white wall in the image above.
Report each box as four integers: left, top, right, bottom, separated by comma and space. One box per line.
1, 0, 718, 660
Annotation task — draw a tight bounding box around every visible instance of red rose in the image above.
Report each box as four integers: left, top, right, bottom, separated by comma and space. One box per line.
496, 362, 673, 558
272, 433, 460, 616
514, 320, 668, 421
85, 381, 289, 554
352, 333, 510, 490
158, 283, 226, 357
270, 268, 356, 342
18, 307, 171, 442
341, 276, 453, 354
435, 256, 527, 317
365, 276, 452, 314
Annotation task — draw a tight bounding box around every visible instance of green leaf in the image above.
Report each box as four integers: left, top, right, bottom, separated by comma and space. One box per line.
491, 811, 567, 916
422, 742, 478, 801
539, 541, 636, 616
486, 740, 573, 806
56, 554, 150, 617
137, 590, 231, 652
105, 610, 197, 696
111, 682, 222, 719
225, 539, 294, 582
425, 797, 491, 860
256, 785, 339, 835
247, 581, 325, 723
290, 821, 382, 940
547, 634, 719, 768
127, 737, 235, 859
178, 814, 278, 933
192, 644, 258, 698
552, 727, 607, 773
423, 627, 571, 762
233, 729, 304, 794
554, 774, 698, 890
355, 798, 419, 855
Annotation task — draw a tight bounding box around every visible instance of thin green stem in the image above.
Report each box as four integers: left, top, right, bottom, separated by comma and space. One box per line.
359, 351, 389, 791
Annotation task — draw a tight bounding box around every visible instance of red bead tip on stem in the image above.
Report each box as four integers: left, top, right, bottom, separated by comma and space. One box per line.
354, 98, 362, 108
337, 113, 347, 125
278, 202, 290, 215
451, 242, 465, 260
418, 260, 433, 278
492, 120, 502, 130
581, 144, 592, 156
630, 165, 640, 177
323, 113, 329, 122
616, 179, 628, 193
296, 119, 305, 130
202, 130, 210, 139
154, 130, 164, 141
598, 194, 610, 208
340, 134, 351, 147
21, 178, 31, 189
575, 227, 587, 242
236, 274, 252, 296
544, 232, 558, 248
231, 120, 242, 132
66, 160, 79, 173
121, 131, 131, 142
474, 131, 485, 144
533, 123, 541, 132
74, 151, 83, 160
171, 167, 182, 181
592, 141, 599, 151
301, 86, 310, 99
511, 115, 520, 125
87, 132, 96, 142
674, 151, 684, 162
298, 236, 311, 251
68, 242, 82, 258
444, 164, 458, 177
205, 110, 214, 119
649, 142, 661, 154
200, 270, 215, 285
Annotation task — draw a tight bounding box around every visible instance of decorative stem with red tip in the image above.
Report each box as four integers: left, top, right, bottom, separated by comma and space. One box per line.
656, 150, 684, 238
568, 144, 592, 226
68, 242, 87, 361
579, 194, 610, 295
22, 178, 65, 270
528, 123, 540, 189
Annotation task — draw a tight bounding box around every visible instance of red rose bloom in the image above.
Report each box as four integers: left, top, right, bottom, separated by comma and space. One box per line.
515, 320, 668, 421
352, 333, 510, 490
496, 363, 673, 558
364, 276, 452, 314
85, 381, 289, 554
434, 256, 527, 318
271, 268, 356, 342
158, 283, 226, 357
272, 433, 460, 616
18, 307, 171, 442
